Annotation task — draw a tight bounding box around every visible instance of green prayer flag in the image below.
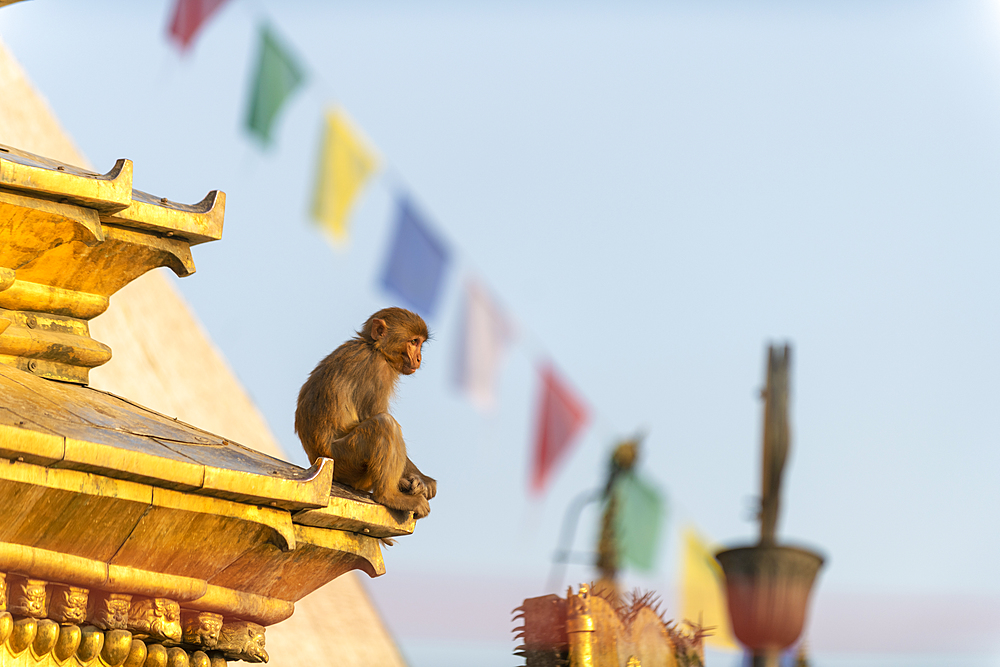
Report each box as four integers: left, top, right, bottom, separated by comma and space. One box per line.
613, 472, 665, 572
245, 24, 304, 146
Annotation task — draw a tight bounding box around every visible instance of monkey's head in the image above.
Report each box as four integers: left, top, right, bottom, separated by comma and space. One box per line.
362, 307, 430, 375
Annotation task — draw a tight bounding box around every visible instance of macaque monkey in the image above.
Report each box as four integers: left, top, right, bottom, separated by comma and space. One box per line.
295, 307, 436, 518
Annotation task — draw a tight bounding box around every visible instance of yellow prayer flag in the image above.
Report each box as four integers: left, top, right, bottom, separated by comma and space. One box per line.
311, 108, 378, 245
679, 526, 739, 651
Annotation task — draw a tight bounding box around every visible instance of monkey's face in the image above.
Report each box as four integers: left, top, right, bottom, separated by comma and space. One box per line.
401, 336, 424, 375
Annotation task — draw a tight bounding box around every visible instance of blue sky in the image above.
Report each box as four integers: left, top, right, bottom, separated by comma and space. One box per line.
4, 1, 1000, 664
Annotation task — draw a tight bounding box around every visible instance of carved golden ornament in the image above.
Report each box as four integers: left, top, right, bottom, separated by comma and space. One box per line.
181, 611, 223, 649
0, 573, 6, 612
30, 619, 59, 659
123, 638, 148, 667
128, 597, 182, 644
167, 646, 192, 667
216, 620, 267, 663
0, 612, 12, 646
0, 570, 240, 665
90, 592, 132, 631
145, 642, 168, 667
49, 584, 89, 625
77, 625, 105, 662
101, 628, 134, 666
8, 617, 36, 656
0, 622, 237, 667
523, 586, 682, 667
7, 577, 46, 619
52, 622, 81, 661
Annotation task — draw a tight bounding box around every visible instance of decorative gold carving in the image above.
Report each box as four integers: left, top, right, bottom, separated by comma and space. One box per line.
123, 638, 147, 667
102, 628, 134, 666
9, 617, 36, 655
167, 645, 192, 667
0, 573, 6, 612
182, 611, 223, 649
49, 583, 89, 625
216, 620, 268, 663
128, 597, 182, 643
91, 592, 133, 630
0, 612, 12, 646
78, 625, 105, 662
145, 643, 168, 667
185, 586, 292, 627
0, 613, 255, 667
7, 576, 47, 618
31, 618, 59, 658
53, 623, 82, 661
560, 585, 685, 667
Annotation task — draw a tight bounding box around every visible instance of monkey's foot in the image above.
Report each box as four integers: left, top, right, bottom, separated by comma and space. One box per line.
376, 490, 430, 519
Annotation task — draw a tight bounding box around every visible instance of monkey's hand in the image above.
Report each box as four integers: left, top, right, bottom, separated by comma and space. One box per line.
400, 474, 437, 500
400, 474, 425, 497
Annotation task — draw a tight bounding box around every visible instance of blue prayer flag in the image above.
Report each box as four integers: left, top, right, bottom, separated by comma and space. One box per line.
380, 198, 450, 317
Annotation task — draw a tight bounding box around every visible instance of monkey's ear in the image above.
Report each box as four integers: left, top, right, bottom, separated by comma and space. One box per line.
370, 318, 388, 341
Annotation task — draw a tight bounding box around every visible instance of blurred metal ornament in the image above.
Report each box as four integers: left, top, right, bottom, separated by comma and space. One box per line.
715, 545, 823, 653
716, 345, 824, 667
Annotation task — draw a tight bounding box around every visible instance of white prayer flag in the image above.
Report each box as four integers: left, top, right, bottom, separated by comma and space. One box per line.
455, 278, 515, 412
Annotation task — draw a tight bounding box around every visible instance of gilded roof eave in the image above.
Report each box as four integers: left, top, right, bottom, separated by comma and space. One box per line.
0, 362, 415, 537
0, 144, 224, 245
0, 362, 416, 626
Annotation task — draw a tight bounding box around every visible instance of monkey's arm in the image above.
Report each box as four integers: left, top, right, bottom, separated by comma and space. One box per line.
402, 457, 436, 500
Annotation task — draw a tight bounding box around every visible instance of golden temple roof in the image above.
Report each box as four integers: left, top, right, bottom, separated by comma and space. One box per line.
0, 135, 416, 665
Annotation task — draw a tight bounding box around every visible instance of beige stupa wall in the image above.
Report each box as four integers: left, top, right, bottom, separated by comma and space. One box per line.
0, 37, 407, 667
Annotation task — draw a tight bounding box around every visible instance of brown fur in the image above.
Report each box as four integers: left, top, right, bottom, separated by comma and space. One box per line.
295, 307, 436, 518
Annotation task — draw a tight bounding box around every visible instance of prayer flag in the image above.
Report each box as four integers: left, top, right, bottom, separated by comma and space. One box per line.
455, 278, 515, 412
531, 365, 589, 493
245, 24, 305, 147
380, 198, 450, 317
680, 527, 739, 651
612, 472, 665, 572
167, 0, 229, 51
311, 108, 379, 245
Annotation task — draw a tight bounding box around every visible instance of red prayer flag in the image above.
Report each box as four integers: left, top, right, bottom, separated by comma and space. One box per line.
167, 0, 229, 51
531, 364, 589, 493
